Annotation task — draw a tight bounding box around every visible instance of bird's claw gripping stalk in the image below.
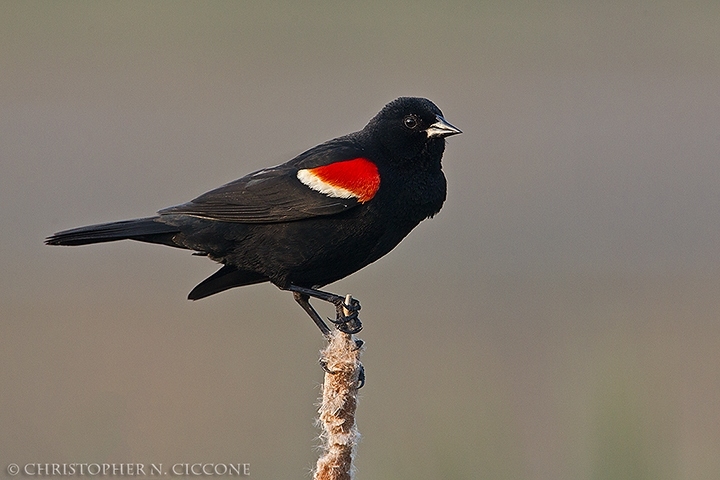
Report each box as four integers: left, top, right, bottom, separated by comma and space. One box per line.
287, 285, 364, 335
319, 340, 365, 389
329, 295, 362, 334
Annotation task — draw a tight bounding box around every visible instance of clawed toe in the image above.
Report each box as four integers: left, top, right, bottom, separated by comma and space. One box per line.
336, 317, 363, 334
328, 309, 362, 334
319, 356, 365, 389
328, 297, 362, 333
319, 359, 336, 374
286, 284, 364, 336
357, 364, 365, 389
333, 296, 361, 313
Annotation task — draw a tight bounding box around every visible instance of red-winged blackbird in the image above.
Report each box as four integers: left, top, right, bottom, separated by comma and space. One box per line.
46, 97, 461, 335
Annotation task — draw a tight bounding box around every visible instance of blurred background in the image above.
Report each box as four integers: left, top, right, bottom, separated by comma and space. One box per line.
2, 1, 719, 479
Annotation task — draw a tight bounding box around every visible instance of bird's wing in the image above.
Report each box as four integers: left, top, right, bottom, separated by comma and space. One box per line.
158, 143, 380, 224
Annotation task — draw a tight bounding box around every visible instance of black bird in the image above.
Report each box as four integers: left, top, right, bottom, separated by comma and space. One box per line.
46, 97, 461, 335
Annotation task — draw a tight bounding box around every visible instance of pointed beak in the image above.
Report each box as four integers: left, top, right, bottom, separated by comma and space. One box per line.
426, 115, 462, 138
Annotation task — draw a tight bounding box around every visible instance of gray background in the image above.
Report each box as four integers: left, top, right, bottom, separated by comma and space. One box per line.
2, 2, 720, 479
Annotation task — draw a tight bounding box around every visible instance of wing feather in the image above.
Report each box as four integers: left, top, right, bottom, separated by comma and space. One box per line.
158, 139, 366, 223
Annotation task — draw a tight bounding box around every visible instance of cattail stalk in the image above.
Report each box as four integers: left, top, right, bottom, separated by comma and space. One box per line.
314, 297, 364, 480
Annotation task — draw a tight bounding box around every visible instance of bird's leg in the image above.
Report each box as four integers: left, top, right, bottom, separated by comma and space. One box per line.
286, 285, 363, 334
293, 292, 332, 337
291, 287, 365, 388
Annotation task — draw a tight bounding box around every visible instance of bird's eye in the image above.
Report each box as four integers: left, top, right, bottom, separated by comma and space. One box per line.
403, 115, 418, 130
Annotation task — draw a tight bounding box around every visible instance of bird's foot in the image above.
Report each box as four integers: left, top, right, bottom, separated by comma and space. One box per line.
318, 339, 365, 389
328, 296, 362, 334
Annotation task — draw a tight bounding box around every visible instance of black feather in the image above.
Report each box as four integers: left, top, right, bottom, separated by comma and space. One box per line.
45, 217, 179, 246
158, 141, 365, 224
188, 265, 267, 300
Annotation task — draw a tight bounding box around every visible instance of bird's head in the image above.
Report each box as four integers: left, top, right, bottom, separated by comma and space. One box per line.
365, 97, 461, 162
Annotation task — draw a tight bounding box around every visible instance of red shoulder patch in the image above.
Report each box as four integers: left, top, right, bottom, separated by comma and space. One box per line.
297, 158, 380, 203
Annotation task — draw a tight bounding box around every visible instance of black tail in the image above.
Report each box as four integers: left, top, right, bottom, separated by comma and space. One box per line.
45, 217, 181, 247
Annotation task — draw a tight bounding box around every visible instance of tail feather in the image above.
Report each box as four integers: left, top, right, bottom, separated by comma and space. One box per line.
188, 265, 267, 300
45, 217, 180, 246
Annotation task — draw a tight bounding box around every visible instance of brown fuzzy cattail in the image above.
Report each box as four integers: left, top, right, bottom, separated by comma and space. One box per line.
313, 309, 364, 480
